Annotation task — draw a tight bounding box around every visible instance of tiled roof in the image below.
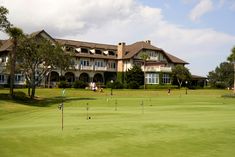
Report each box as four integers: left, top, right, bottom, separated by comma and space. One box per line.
123, 41, 188, 64
56, 39, 117, 50
123, 41, 162, 59
0, 29, 189, 64
164, 52, 189, 64
0, 39, 12, 52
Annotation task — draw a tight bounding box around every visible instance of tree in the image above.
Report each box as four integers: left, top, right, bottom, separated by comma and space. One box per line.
172, 65, 191, 88
140, 53, 150, 90
6, 27, 23, 97
16, 36, 71, 99
227, 46, 235, 93
0, 6, 11, 31
125, 65, 144, 88
207, 62, 234, 89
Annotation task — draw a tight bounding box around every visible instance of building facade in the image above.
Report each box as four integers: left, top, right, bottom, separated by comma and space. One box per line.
0, 30, 188, 87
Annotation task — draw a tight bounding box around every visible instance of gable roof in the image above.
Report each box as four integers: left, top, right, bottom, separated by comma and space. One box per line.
0, 30, 56, 52
30, 30, 56, 42
123, 41, 188, 64
123, 41, 162, 59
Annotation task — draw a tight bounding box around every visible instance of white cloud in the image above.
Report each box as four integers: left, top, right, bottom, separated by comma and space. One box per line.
1, 0, 235, 76
189, 0, 214, 22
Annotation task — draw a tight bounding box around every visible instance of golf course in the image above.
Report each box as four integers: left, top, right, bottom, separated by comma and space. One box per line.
0, 88, 235, 157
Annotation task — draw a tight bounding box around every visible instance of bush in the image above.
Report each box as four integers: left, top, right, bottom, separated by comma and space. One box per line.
58, 81, 70, 88
215, 82, 227, 89
106, 81, 123, 89
145, 84, 178, 89
73, 80, 88, 89
127, 81, 139, 89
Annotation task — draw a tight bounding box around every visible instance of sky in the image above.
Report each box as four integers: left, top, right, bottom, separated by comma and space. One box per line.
0, 0, 235, 76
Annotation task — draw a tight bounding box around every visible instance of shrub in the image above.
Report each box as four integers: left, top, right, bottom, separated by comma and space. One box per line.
73, 80, 88, 89
106, 81, 123, 89
215, 82, 227, 89
58, 81, 69, 88
127, 81, 139, 89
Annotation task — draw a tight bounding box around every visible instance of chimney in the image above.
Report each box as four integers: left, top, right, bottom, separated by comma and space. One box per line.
117, 42, 126, 59
145, 40, 151, 45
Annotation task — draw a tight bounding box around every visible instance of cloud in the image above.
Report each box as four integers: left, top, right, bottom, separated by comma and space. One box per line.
1, 0, 235, 76
189, 0, 214, 22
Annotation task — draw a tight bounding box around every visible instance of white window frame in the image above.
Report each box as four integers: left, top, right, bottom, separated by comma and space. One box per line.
162, 73, 171, 84
145, 73, 159, 84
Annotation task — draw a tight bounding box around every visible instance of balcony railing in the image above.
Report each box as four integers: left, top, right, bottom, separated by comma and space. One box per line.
80, 65, 93, 71
94, 66, 107, 71
143, 66, 172, 72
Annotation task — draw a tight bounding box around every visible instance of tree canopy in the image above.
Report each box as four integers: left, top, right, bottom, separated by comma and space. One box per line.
140, 53, 150, 89
125, 65, 144, 88
227, 46, 235, 62
207, 62, 234, 89
172, 65, 191, 88
0, 6, 11, 31
16, 35, 72, 98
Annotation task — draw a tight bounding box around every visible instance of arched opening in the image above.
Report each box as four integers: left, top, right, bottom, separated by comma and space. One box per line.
79, 73, 89, 83
47, 71, 60, 88
93, 73, 103, 83
65, 72, 75, 83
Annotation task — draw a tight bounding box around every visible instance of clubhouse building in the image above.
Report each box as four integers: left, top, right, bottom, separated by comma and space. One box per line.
0, 30, 189, 87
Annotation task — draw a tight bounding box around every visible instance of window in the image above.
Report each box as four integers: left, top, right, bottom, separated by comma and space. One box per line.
108, 62, 116, 69
80, 60, 90, 66
0, 57, 6, 63
145, 73, 159, 84
0, 75, 4, 83
95, 60, 104, 67
162, 73, 171, 84
15, 74, 24, 82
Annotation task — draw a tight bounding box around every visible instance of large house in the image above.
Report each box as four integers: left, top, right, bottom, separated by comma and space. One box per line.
0, 30, 188, 87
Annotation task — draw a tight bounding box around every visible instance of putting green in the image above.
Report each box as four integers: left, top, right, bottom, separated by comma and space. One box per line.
0, 89, 235, 157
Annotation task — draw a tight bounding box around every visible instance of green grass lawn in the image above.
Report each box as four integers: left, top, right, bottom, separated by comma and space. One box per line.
0, 88, 235, 157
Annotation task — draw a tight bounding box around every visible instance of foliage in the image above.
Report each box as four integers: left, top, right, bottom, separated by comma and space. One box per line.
73, 80, 88, 89
140, 53, 150, 89
227, 46, 235, 62
127, 81, 139, 89
125, 65, 144, 86
16, 36, 71, 98
58, 81, 69, 88
106, 81, 123, 89
5, 27, 24, 97
172, 65, 191, 88
145, 84, 178, 89
207, 62, 234, 88
0, 6, 11, 31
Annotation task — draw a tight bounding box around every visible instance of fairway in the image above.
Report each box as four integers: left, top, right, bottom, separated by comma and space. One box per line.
0, 89, 235, 157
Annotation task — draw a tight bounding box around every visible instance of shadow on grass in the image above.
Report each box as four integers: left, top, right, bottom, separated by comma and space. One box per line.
0, 92, 96, 107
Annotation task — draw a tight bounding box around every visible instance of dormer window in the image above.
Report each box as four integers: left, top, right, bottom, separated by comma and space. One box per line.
81, 48, 89, 53
108, 51, 115, 56
95, 49, 102, 55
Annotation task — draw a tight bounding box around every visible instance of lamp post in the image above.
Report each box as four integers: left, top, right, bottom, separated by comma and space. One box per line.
110, 80, 113, 96
185, 81, 188, 95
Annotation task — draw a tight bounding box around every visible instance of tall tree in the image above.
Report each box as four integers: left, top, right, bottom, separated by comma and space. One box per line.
140, 53, 150, 90
227, 46, 235, 93
172, 65, 191, 88
16, 36, 71, 98
6, 27, 23, 97
0, 6, 11, 31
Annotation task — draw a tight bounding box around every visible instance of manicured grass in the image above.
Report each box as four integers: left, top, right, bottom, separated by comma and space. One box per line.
0, 88, 235, 157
